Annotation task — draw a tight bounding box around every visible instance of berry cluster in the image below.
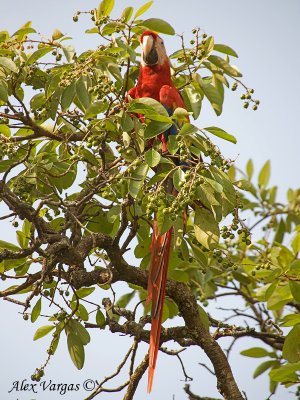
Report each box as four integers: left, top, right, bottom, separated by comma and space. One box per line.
145, 185, 166, 216
31, 368, 44, 382
176, 135, 190, 162
88, 76, 116, 99
231, 82, 260, 111
204, 137, 232, 171
0, 135, 16, 158
162, 168, 204, 220
11, 176, 34, 203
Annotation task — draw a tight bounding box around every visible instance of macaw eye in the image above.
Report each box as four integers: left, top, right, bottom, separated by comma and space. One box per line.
160, 41, 164, 45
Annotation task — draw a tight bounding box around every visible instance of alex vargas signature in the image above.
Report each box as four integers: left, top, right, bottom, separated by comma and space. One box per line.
8, 379, 80, 395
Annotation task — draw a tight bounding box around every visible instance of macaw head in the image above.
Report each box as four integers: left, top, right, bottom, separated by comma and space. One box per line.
140, 31, 169, 67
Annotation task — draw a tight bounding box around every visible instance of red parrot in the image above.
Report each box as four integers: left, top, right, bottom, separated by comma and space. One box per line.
127, 31, 188, 393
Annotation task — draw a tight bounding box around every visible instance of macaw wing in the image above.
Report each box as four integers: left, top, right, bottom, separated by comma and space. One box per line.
159, 85, 189, 150
159, 84, 186, 112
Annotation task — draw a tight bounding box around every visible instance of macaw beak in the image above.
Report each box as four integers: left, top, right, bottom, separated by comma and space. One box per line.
142, 35, 158, 65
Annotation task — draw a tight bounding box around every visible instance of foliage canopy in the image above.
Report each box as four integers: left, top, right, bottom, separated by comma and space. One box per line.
0, 1, 299, 399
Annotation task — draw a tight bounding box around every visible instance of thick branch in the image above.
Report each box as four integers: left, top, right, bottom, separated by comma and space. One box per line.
123, 353, 149, 400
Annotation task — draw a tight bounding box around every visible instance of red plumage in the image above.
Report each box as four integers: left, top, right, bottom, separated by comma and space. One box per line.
128, 31, 187, 392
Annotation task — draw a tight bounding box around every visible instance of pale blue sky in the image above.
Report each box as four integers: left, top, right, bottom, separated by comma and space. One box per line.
1, 1, 299, 399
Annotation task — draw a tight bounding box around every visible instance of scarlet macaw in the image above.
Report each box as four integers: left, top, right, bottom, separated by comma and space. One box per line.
127, 31, 188, 393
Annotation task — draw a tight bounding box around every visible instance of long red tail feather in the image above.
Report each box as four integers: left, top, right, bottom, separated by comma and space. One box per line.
147, 219, 173, 393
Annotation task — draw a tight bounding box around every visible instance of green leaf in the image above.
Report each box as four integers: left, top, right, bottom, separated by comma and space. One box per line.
292, 232, 300, 254
0, 79, 8, 102
16, 230, 29, 249
208, 55, 242, 77
290, 259, 300, 274
61, 82, 76, 110
67, 333, 85, 370
234, 179, 256, 194
97, 0, 115, 18
194, 207, 219, 250
205, 126, 237, 144
33, 325, 55, 341
0, 57, 18, 73
246, 159, 254, 180
121, 6, 134, 22
74, 287, 95, 300
0, 124, 10, 137
144, 121, 172, 139
129, 97, 169, 117
258, 160, 271, 187
30, 93, 46, 110
31, 298, 42, 323
27, 47, 52, 64
182, 84, 202, 119
129, 163, 149, 198
282, 325, 300, 362
269, 362, 300, 383
121, 111, 134, 132
281, 314, 300, 327
0, 240, 20, 251
76, 76, 90, 110
52, 28, 64, 40
289, 281, 300, 303
145, 149, 161, 167
253, 361, 277, 379
214, 43, 238, 58
96, 309, 106, 328
84, 101, 105, 119
240, 347, 271, 358
12, 27, 36, 39
197, 77, 223, 116
138, 19, 175, 35
179, 123, 198, 136
173, 168, 185, 192
117, 291, 135, 308
134, 1, 153, 18
71, 320, 90, 345
167, 135, 179, 155
267, 283, 292, 310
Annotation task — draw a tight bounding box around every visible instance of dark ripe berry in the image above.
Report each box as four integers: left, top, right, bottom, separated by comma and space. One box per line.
192, 28, 197, 34
240, 94, 246, 100
12, 220, 19, 227
73, 15, 78, 22
43, 289, 50, 297
23, 314, 29, 321
252, 105, 258, 111
38, 369, 44, 378
243, 102, 249, 109
202, 33, 207, 38
231, 83, 238, 91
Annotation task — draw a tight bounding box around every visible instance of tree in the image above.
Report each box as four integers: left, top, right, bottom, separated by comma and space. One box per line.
0, 1, 299, 399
